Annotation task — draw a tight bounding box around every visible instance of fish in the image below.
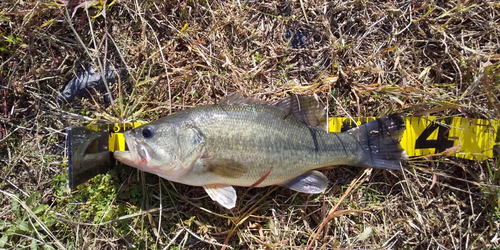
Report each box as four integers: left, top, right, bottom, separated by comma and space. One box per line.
114, 94, 407, 209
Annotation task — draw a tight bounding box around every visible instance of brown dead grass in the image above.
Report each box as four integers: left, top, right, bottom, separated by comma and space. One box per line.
1, 0, 500, 249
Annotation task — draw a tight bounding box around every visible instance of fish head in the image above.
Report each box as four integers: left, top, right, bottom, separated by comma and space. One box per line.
114, 121, 205, 179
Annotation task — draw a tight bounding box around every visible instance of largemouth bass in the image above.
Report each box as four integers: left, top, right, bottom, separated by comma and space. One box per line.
114, 94, 406, 209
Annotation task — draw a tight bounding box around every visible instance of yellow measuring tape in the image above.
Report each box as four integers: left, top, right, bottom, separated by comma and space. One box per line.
329, 117, 499, 161
88, 117, 500, 161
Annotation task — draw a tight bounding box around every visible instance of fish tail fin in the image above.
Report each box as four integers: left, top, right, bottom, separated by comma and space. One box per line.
349, 114, 407, 170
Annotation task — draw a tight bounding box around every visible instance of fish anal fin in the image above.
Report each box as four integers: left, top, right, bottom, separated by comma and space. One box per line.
220, 93, 268, 105
281, 171, 328, 194
203, 184, 237, 209
275, 95, 326, 128
202, 158, 248, 178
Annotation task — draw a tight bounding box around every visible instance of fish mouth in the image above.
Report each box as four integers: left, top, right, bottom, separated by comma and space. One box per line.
113, 131, 150, 168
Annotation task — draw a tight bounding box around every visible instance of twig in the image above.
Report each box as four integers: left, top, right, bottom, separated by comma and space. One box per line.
184, 227, 233, 249
307, 168, 370, 249
299, 0, 309, 23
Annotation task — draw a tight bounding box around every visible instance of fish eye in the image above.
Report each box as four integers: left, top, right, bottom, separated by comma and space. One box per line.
142, 126, 154, 138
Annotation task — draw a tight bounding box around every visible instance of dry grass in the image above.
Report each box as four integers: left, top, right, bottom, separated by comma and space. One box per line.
1, 0, 500, 249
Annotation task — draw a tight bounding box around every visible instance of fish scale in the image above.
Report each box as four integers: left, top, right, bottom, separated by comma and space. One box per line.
187, 105, 356, 185
114, 94, 406, 209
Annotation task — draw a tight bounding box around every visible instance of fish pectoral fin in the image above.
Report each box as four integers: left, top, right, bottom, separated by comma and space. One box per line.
281, 171, 328, 194
201, 158, 248, 178
203, 184, 237, 209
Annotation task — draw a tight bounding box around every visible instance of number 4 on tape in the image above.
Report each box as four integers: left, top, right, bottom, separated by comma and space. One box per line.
414, 118, 454, 153
402, 117, 500, 161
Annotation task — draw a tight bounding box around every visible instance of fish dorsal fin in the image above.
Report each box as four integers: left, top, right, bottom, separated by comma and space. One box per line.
275, 95, 326, 128
219, 93, 268, 105
201, 158, 248, 178
203, 184, 237, 209
281, 171, 328, 194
